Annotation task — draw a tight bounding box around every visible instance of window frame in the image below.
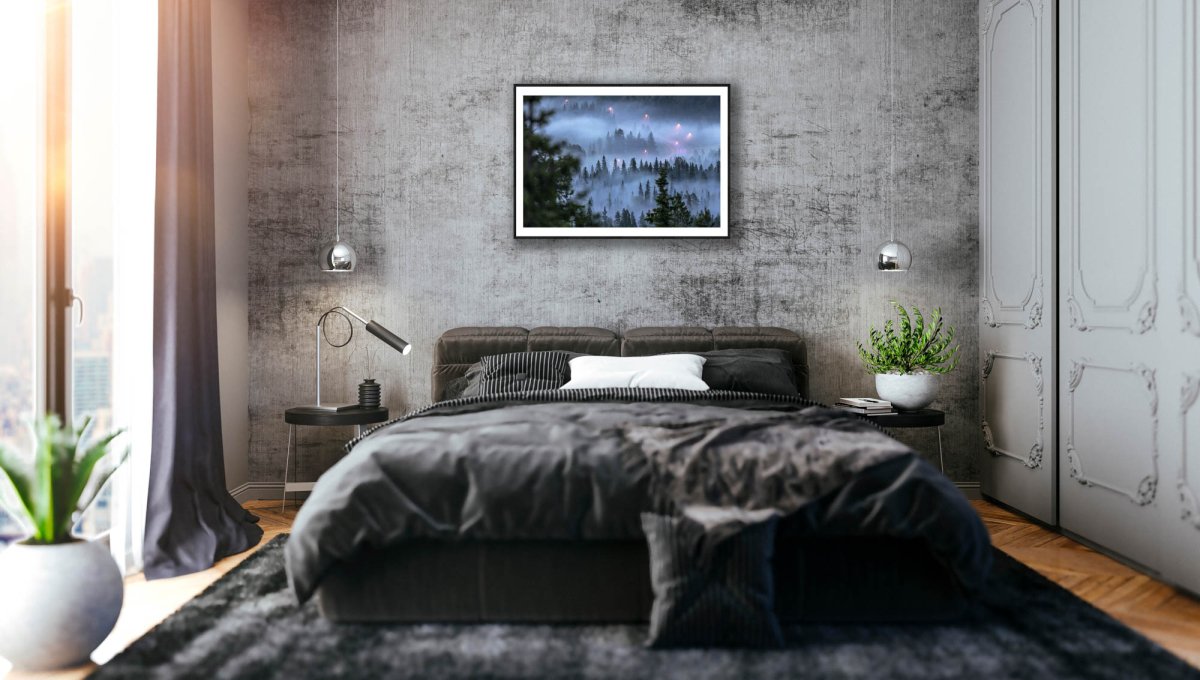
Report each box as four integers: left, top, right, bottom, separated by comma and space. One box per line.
44, 0, 73, 422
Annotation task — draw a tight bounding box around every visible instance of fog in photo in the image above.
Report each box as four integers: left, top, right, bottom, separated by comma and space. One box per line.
522, 95, 721, 229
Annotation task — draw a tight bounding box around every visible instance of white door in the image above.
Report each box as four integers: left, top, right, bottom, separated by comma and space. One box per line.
1163, 0, 1200, 595
979, 0, 1057, 523
1058, 0, 1199, 592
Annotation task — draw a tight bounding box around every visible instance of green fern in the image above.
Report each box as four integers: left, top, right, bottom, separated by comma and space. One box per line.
0, 415, 127, 544
857, 301, 960, 375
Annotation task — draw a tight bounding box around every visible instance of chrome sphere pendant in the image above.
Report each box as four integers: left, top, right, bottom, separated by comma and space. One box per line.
319, 239, 357, 272
876, 240, 912, 271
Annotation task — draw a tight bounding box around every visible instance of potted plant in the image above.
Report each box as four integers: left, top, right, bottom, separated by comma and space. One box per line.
857, 301, 959, 411
0, 415, 127, 671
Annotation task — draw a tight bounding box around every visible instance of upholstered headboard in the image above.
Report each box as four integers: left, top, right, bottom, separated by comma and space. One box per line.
431, 326, 809, 402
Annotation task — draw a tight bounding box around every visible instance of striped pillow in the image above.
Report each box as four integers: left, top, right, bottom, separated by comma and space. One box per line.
474, 351, 572, 395
641, 511, 784, 649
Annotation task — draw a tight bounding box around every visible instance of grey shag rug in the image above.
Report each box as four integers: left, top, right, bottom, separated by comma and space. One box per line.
90, 535, 1199, 680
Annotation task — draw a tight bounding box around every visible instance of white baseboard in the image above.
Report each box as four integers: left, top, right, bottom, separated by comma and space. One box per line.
229, 482, 309, 503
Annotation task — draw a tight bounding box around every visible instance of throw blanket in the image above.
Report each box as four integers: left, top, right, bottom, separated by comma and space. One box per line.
285, 389, 992, 603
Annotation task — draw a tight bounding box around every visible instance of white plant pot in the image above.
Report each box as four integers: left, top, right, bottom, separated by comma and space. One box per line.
0, 539, 123, 671
875, 372, 940, 411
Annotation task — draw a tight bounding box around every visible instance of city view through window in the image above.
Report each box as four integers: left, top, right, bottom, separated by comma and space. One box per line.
0, 5, 115, 544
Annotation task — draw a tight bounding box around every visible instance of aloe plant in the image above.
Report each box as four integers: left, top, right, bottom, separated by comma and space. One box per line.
0, 415, 127, 544
857, 301, 960, 375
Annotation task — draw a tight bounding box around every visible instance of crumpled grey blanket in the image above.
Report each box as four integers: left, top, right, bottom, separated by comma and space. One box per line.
285, 389, 992, 603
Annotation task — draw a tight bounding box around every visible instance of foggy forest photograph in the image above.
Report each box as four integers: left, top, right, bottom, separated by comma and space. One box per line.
515, 85, 729, 237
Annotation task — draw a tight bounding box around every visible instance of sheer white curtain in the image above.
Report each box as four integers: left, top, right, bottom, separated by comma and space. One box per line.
105, 0, 158, 576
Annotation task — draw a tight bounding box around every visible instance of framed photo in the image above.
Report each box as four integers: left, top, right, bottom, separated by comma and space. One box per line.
514, 84, 729, 238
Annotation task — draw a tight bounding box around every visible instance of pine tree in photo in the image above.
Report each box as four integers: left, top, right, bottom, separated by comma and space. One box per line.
645, 167, 673, 228
694, 207, 716, 229
669, 191, 691, 227
522, 97, 587, 228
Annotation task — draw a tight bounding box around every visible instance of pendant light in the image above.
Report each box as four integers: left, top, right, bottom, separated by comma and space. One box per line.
319, 0, 357, 272
876, 0, 912, 272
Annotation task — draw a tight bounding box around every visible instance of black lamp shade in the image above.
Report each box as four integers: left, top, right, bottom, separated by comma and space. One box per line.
365, 321, 412, 355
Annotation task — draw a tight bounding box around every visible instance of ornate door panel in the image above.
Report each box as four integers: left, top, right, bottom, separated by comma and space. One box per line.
979, 0, 1056, 523
1059, 0, 1196, 588
1162, 0, 1200, 594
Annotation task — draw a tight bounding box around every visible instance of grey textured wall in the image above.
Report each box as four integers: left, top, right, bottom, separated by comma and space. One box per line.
247, 0, 980, 485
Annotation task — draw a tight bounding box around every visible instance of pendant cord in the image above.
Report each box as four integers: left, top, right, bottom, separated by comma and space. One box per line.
335, 0, 341, 241
888, 0, 896, 242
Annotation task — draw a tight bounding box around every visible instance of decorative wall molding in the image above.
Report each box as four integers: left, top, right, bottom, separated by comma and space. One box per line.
980, 350, 1045, 469
1182, 295, 1200, 337
1180, 373, 1200, 528
1064, 0, 1159, 335
980, 0, 1045, 329
1183, 0, 1200, 337
981, 0, 1043, 35
979, 1, 994, 35
981, 288, 1043, 329
1065, 360, 1159, 506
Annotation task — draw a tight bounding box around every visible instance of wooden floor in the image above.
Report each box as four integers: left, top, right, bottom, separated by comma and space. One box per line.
978, 500, 1200, 668
5, 499, 1199, 678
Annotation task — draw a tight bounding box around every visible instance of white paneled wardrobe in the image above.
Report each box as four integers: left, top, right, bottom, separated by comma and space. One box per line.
980, 0, 1199, 594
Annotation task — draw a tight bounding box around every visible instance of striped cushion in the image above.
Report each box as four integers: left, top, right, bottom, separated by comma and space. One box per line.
641, 512, 784, 649
473, 351, 572, 396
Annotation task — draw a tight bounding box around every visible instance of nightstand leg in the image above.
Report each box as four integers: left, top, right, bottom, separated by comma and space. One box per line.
282, 424, 294, 513
937, 425, 945, 475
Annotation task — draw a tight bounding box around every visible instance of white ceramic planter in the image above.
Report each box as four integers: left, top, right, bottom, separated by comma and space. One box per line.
875, 372, 939, 411
0, 539, 123, 671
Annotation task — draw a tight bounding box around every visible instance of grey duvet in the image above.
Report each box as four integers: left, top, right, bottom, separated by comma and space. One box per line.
285, 389, 992, 603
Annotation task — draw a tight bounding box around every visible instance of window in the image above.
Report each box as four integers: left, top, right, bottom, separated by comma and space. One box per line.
0, 1, 156, 553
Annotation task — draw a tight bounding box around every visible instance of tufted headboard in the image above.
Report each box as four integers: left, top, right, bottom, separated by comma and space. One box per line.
431, 326, 808, 402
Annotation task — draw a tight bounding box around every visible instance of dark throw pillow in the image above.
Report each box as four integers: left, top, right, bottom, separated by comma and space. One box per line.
641, 511, 784, 649
473, 351, 572, 395
442, 362, 484, 400
698, 348, 799, 396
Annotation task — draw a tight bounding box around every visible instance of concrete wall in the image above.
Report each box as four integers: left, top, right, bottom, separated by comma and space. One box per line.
212, 0, 250, 492
247, 0, 980, 486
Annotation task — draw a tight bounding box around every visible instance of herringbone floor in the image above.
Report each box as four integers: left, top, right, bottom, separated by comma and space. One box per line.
977, 500, 1200, 668
8, 499, 1199, 679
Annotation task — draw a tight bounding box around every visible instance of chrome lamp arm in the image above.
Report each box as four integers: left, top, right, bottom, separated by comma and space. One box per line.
313, 306, 411, 409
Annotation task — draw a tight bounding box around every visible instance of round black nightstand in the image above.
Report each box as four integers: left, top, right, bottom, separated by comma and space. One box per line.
864, 408, 946, 473
284, 406, 390, 428
281, 406, 390, 510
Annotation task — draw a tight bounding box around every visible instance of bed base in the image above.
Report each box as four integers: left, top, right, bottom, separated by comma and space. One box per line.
316, 536, 968, 624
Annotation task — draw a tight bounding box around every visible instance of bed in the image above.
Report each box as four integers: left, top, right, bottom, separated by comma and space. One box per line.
285, 326, 992, 625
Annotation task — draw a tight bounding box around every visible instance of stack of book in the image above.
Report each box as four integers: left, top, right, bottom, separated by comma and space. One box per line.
835, 397, 895, 415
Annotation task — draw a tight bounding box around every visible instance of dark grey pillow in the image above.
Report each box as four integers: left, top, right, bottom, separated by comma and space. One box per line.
641, 511, 783, 649
443, 362, 484, 400
472, 351, 572, 396
698, 348, 799, 396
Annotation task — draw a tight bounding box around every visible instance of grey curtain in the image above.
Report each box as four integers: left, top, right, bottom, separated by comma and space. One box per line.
144, 0, 262, 579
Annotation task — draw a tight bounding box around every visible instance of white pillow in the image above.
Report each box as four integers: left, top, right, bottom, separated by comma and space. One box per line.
561, 354, 710, 391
